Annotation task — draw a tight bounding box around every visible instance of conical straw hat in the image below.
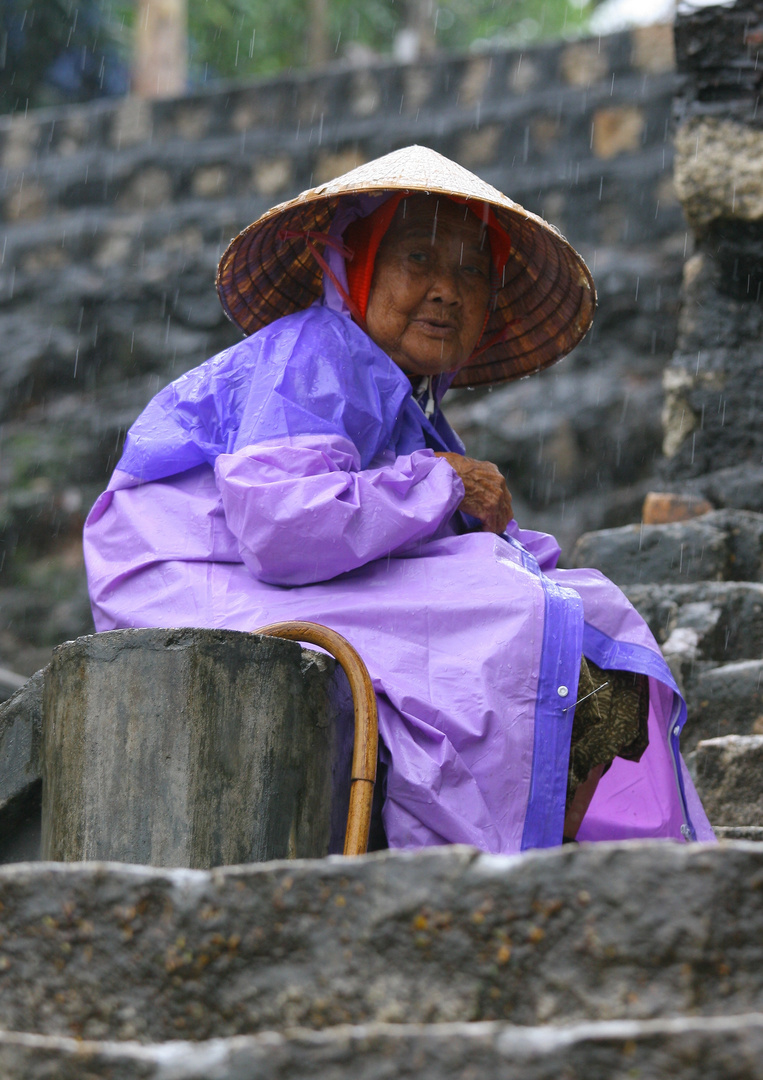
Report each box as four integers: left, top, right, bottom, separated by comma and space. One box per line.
216, 145, 595, 387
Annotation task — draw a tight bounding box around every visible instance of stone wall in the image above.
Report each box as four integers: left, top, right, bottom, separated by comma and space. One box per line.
0, 25, 683, 678
659, 0, 763, 505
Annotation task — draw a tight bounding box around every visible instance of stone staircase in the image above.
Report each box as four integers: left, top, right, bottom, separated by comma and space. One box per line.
571, 508, 763, 842
0, 505, 761, 1077
0, 841, 762, 1077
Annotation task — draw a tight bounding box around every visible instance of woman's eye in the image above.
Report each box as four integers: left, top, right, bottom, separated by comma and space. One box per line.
462, 264, 487, 277
408, 250, 428, 264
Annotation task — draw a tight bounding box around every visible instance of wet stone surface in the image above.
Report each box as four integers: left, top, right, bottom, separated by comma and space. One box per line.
688, 736, 763, 828
0, 844, 761, 1044
682, 660, 763, 753
1, 1014, 763, 1080
623, 582, 763, 667
571, 511, 763, 587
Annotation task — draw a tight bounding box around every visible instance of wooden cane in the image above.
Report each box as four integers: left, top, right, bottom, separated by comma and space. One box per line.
253, 620, 378, 856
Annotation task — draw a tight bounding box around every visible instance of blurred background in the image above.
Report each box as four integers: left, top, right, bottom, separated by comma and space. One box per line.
1, 0, 684, 683
1, 0, 673, 112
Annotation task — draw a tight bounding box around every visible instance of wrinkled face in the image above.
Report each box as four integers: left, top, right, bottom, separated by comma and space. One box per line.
365, 195, 492, 377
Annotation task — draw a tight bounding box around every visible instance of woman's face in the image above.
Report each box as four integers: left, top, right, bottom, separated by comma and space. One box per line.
365, 196, 492, 378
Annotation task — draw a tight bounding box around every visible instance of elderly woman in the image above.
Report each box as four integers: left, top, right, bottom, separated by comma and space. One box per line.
84, 146, 713, 852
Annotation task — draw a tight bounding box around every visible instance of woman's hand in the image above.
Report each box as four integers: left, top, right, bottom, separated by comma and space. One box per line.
434, 452, 513, 534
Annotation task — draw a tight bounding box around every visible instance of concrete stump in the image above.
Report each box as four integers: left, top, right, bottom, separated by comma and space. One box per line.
41, 628, 352, 867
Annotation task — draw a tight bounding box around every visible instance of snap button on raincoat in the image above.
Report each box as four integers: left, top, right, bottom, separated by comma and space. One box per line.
84, 303, 714, 852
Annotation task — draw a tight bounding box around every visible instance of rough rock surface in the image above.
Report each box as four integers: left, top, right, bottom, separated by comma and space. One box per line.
715, 827, 763, 842
0, 669, 42, 809
688, 736, 763, 827
674, 118, 763, 234
0, 844, 761, 1044
570, 510, 763, 586
0, 671, 43, 863
661, 0, 763, 496
682, 660, 763, 752
2, 1014, 763, 1080
42, 628, 352, 866
622, 582, 763, 667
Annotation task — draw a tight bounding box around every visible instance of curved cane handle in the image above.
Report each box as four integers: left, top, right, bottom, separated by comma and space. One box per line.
253, 621, 378, 856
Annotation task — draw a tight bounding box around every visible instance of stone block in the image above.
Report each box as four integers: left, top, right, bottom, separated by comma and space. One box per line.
42, 628, 352, 867
642, 491, 713, 525
508, 55, 539, 94
1, 1014, 763, 1080
624, 582, 763, 663
592, 106, 646, 159
458, 126, 502, 168
574, 510, 763, 586
19, 247, 70, 274
191, 166, 228, 197
570, 518, 729, 585
683, 660, 763, 752
350, 71, 381, 117
674, 118, 763, 235
687, 735, 763, 827
0, 119, 40, 169
117, 167, 173, 210
718, 509, 763, 581
174, 106, 212, 141
0, 844, 762, 1043
0, 671, 42, 797
689, 465, 763, 514
0, 671, 44, 860
560, 41, 610, 86
402, 66, 433, 112
314, 149, 365, 185
458, 57, 492, 107
631, 24, 675, 73
110, 99, 153, 149
253, 158, 293, 197
4, 183, 48, 223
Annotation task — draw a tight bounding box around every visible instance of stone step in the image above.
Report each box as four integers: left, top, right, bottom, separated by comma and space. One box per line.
1, 1012, 763, 1080
623, 581, 763, 667
715, 827, 763, 842
682, 659, 763, 752
687, 735, 763, 829
0, 843, 761, 1044
571, 510, 763, 587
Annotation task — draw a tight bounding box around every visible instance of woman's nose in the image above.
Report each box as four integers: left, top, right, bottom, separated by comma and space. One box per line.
426, 267, 460, 304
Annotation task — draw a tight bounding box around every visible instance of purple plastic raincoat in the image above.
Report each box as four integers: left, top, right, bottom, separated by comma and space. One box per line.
84, 302, 714, 852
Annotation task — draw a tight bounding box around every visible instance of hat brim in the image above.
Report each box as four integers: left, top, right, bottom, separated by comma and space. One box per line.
216, 147, 596, 387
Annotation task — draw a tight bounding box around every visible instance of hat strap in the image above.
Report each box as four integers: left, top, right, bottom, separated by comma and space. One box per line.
278, 229, 369, 331
471, 317, 520, 360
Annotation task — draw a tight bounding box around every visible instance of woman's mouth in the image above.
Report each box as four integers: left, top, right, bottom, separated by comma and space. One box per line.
413, 318, 458, 338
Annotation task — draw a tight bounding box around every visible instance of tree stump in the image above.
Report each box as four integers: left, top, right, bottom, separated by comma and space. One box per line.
41, 628, 352, 867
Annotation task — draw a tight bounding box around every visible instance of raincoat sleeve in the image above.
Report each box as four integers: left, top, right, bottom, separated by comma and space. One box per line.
202, 306, 466, 586
112, 306, 466, 586
215, 436, 465, 586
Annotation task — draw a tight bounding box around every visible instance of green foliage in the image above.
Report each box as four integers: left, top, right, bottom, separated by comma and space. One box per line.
433, 0, 593, 51
1, 0, 129, 113
185, 0, 596, 84
1, 0, 599, 112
